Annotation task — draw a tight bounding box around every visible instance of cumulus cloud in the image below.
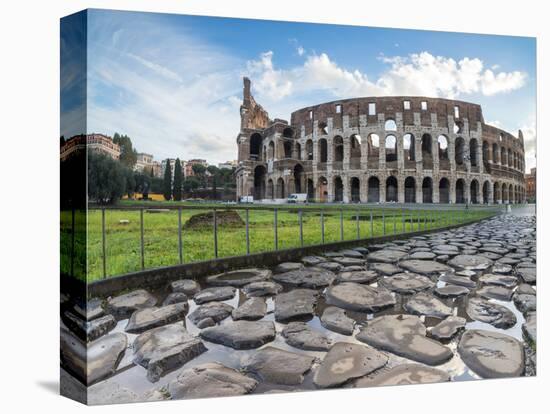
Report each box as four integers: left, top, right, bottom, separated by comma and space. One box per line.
246, 50, 527, 101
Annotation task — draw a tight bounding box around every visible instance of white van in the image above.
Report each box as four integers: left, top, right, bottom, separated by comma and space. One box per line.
239, 195, 254, 204
287, 193, 308, 203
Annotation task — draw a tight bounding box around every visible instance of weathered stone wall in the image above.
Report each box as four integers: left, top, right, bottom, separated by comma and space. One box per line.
236, 80, 526, 204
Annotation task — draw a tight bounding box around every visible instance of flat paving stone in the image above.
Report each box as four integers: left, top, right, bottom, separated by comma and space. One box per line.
379, 273, 435, 294
477, 285, 514, 301
516, 267, 536, 284
466, 298, 516, 329
62, 311, 116, 342
516, 284, 536, 296
492, 264, 513, 274
448, 254, 493, 270
439, 273, 477, 289
325, 282, 396, 312
199, 320, 275, 349
367, 249, 408, 263
479, 274, 518, 288
106, 290, 157, 320
74, 298, 104, 321
356, 314, 453, 366
243, 346, 315, 385
434, 285, 470, 298
273, 268, 336, 288
404, 292, 453, 319
339, 249, 365, 258
206, 268, 271, 287
430, 316, 466, 340
313, 342, 388, 388
301, 256, 327, 266
88, 381, 139, 405
320, 306, 355, 335
399, 260, 452, 275
170, 279, 200, 296
336, 270, 378, 284
332, 257, 366, 267
275, 289, 319, 322
369, 262, 401, 275
168, 363, 257, 399
314, 262, 344, 272
273, 262, 303, 274
133, 324, 207, 382
125, 303, 188, 334
458, 329, 525, 378
242, 281, 283, 297
231, 297, 267, 320
522, 313, 536, 344
61, 329, 127, 384
193, 286, 236, 304
408, 251, 437, 260
162, 292, 188, 306
188, 302, 233, 326
513, 293, 536, 315
352, 364, 450, 388
282, 322, 333, 351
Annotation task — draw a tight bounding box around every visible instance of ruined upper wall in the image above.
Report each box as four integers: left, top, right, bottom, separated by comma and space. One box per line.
240, 77, 271, 131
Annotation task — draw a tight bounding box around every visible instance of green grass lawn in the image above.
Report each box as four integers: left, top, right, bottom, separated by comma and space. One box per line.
60, 204, 498, 282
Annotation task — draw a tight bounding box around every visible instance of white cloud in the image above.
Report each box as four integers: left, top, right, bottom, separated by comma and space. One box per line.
126, 52, 183, 83
246, 50, 527, 101
297, 46, 305, 56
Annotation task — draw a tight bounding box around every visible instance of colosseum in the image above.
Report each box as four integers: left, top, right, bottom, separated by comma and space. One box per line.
235, 78, 526, 204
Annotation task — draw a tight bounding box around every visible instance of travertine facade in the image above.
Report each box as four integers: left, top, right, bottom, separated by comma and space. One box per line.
236, 78, 526, 204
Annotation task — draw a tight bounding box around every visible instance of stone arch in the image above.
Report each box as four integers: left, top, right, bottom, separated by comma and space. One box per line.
507, 149, 512, 167
385, 119, 397, 131
404, 176, 416, 203
469, 138, 478, 167
403, 133, 415, 165
350, 134, 362, 168
334, 176, 344, 202
470, 179, 479, 204
386, 176, 398, 202
250, 133, 262, 160
385, 134, 397, 163
295, 142, 302, 160
283, 127, 295, 138
368, 133, 380, 161
509, 183, 514, 203
422, 177, 433, 203
493, 182, 500, 204
455, 137, 466, 166
268, 141, 275, 159
267, 179, 274, 199
456, 178, 466, 204
307, 178, 314, 201
492, 143, 499, 163
367, 176, 380, 203
501, 147, 507, 166
305, 139, 313, 161
333, 136, 344, 163
439, 178, 450, 204
482, 140, 489, 166
253, 165, 266, 200
502, 183, 508, 204
318, 138, 328, 163
276, 177, 285, 199
350, 177, 360, 202
293, 163, 304, 193
283, 141, 292, 158
422, 133, 432, 169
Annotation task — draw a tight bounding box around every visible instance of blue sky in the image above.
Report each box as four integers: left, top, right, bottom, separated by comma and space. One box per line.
61, 9, 536, 169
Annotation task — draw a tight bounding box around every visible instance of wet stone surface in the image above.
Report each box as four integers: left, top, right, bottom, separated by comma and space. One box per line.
64, 211, 536, 401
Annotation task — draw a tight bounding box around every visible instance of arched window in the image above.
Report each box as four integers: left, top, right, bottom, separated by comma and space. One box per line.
386, 176, 398, 202
404, 177, 416, 203
334, 176, 344, 202
385, 135, 397, 162
367, 176, 380, 203
333, 136, 344, 163
470, 139, 478, 167
305, 139, 313, 161
455, 137, 465, 166
350, 134, 361, 168
249, 133, 262, 160
283, 127, 294, 138
318, 139, 328, 163
403, 133, 415, 163
385, 119, 397, 131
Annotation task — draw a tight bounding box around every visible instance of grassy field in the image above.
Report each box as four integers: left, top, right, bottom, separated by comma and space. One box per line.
60, 203, 499, 282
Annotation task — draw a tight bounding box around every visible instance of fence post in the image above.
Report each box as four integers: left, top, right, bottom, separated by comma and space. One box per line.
246, 208, 250, 254
382, 210, 386, 235
299, 209, 304, 247
321, 210, 325, 244
178, 207, 183, 264
401, 208, 405, 233
393, 211, 397, 234
370, 211, 373, 237
140, 208, 145, 271
102, 208, 106, 278
424, 210, 427, 230
70, 208, 75, 278
213, 208, 218, 258
356, 209, 360, 239
340, 209, 344, 241
274, 208, 278, 250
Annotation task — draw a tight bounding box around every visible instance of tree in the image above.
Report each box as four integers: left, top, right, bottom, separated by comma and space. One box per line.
113, 132, 138, 168
192, 164, 207, 188
173, 158, 183, 201
183, 176, 200, 196
125, 169, 136, 198
88, 152, 127, 204
162, 159, 172, 200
